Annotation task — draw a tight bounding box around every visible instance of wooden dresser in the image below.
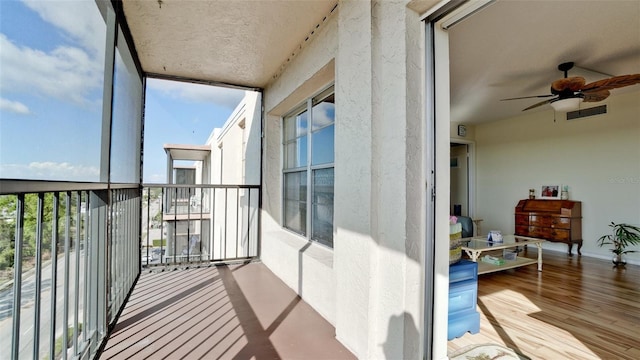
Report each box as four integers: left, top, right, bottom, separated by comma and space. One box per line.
515, 199, 583, 255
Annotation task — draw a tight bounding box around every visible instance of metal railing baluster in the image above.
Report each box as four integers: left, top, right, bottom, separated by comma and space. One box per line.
11, 194, 25, 360
224, 188, 228, 260
83, 193, 89, 344
236, 189, 240, 258
214, 188, 222, 260
62, 192, 71, 360
173, 187, 177, 264
247, 189, 251, 257
187, 187, 191, 263
33, 193, 44, 360
49, 192, 60, 359
73, 191, 81, 356
160, 187, 165, 264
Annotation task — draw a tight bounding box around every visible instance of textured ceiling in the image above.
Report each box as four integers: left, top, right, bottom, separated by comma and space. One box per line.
122, 0, 639, 123
122, 0, 337, 89
448, 0, 640, 124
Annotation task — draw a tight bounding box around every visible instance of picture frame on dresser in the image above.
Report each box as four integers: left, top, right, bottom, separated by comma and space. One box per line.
540, 184, 561, 199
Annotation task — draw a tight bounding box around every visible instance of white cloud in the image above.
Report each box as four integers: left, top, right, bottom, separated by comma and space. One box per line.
0, 1, 105, 105
0, 34, 102, 105
0, 162, 100, 182
312, 102, 335, 128
22, 0, 106, 57
147, 78, 246, 110
0, 98, 31, 115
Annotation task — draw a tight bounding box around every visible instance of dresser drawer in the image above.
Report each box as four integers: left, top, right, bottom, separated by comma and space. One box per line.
530, 215, 554, 227
528, 226, 552, 239
550, 229, 570, 241
550, 217, 571, 229
449, 281, 478, 314
449, 260, 478, 284
529, 227, 570, 241
515, 214, 529, 226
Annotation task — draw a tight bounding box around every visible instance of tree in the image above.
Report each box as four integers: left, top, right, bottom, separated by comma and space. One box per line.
0, 193, 73, 271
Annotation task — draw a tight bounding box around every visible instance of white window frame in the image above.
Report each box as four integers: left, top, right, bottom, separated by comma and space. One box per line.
282, 85, 335, 247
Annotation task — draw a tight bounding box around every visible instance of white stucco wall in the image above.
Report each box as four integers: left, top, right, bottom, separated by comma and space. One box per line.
202, 92, 262, 259
261, 0, 339, 333
473, 90, 640, 263
213, 91, 262, 185
261, 1, 436, 359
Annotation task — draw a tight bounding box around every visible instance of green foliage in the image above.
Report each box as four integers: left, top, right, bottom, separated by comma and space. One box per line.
597, 222, 640, 255
0, 195, 17, 271
48, 323, 83, 360
0, 193, 78, 271
152, 239, 167, 247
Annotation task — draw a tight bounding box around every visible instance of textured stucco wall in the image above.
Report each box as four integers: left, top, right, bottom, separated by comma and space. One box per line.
261, 1, 440, 359
261, 2, 339, 328
334, 0, 375, 356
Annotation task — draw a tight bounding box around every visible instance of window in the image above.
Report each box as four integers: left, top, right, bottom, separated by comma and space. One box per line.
283, 86, 335, 247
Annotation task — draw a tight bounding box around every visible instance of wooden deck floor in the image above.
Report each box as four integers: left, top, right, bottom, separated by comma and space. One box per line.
100, 262, 355, 360
100, 250, 640, 360
448, 249, 640, 360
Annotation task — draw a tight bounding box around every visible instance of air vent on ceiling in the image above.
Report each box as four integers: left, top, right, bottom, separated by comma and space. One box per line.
566, 105, 607, 120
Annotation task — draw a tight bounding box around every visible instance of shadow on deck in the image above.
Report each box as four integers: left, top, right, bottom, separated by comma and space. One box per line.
100, 262, 355, 359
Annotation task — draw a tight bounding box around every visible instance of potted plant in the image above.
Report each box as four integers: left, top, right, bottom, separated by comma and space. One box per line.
597, 222, 640, 266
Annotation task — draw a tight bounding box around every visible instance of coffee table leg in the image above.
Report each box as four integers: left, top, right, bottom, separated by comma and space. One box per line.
536, 243, 543, 271
463, 249, 480, 262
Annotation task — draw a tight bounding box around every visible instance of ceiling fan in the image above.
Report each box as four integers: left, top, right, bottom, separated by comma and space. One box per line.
502, 62, 640, 111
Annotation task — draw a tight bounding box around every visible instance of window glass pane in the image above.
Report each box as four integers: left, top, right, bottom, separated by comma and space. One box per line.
284, 172, 306, 235
284, 111, 308, 141
284, 136, 307, 169
311, 125, 334, 165
284, 115, 296, 140
296, 111, 308, 137
312, 168, 334, 246
284, 171, 307, 202
110, 26, 143, 183
312, 94, 334, 130
284, 201, 307, 235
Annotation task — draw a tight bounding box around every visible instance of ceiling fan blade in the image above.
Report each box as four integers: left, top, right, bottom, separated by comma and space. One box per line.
552, 76, 585, 92
501, 94, 554, 101
522, 98, 556, 111
582, 89, 610, 102
581, 74, 640, 92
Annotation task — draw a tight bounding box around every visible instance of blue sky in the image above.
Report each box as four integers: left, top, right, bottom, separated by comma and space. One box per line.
143, 79, 245, 183
0, 0, 244, 183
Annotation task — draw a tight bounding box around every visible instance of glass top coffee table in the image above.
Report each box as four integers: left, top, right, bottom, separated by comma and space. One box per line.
460, 235, 545, 274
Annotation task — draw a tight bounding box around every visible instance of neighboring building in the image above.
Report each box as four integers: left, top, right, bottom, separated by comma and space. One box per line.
161, 91, 261, 263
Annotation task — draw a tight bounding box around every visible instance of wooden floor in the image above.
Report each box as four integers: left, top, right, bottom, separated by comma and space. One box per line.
448, 249, 640, 360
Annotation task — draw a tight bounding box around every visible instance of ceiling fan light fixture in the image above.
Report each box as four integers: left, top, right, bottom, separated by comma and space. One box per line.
550, 97, 581, 112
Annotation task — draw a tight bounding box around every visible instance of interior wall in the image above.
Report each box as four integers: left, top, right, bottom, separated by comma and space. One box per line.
474, 90, 640, 263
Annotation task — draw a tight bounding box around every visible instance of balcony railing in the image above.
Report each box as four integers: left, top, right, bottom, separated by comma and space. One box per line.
141, 184, 260, 267
0, 180, 139, 360
0, 181, 261, 359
